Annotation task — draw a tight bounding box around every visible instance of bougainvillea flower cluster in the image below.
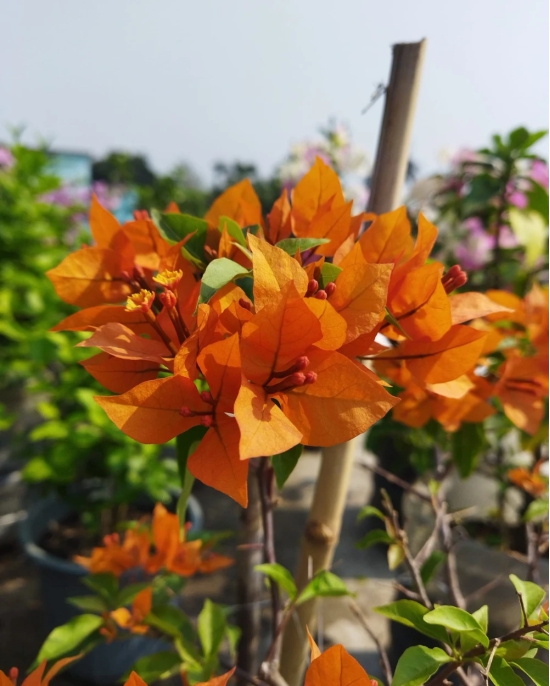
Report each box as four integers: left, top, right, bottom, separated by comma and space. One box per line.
47, 157, 542, 507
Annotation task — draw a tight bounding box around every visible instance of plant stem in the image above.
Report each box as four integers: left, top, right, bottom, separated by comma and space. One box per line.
237, 460, 264, 681
257, 458, 283, 663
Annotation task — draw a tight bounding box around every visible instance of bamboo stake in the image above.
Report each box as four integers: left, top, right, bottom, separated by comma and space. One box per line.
279, 39, 427, 686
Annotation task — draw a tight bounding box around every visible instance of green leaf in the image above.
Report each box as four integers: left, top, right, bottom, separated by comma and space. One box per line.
67, 595, 108, 614
357, 506, 386, 523
356, 529, 394, 550
420, 550, 446, 585
526, 180, 549, 224
198, 599, 226, 658
319, 263, 343, 288
82, 573, 119, 603
176, 426, 207, 530
487, 656, 524, 686
495, 639, 535, 662
129, 652, 183, 683
226, 624, 241, 659
472, 605, 489, 634
35, 614, 103, 663
198, 258, 250, 306
275, 237, 330, 254
524, 498, 549, 523
161, 213, 208, 252
271, 445, 302, 490
146, 605, 194, 641
452, 422, 488, 478
423, 605, 489, 648
116, 582, 151, 608
511, 657, 549, 686
392, 646, 452, 686
296, 570, 352, 606
374, 600, 450, 644
219, 216, 247, 246
508, 127, 531, 152
509, 574, 546, 623
255, 563, 298, 601
463, 174, 502, 213
509, 208, 548, 268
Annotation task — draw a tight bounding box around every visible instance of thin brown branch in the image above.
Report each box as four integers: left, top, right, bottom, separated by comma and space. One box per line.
258, 458, 283, 664
358, 460, 431, 502
348, 600, 393, 685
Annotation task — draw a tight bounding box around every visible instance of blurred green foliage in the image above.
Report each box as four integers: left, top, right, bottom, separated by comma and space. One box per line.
0, 144, 177, 526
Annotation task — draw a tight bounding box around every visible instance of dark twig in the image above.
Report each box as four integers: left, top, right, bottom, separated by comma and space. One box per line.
258, 458, 283, 664
526, 521, 541, 583
358, 460, 432, 502
381, 491, 433, 608
349, 600, 393, 685
220, 660, 270, 686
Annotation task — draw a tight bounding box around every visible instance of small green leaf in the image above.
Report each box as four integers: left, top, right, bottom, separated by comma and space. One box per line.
472, 605, 489, 634
275, 237, 330, 254
356, 529, 394, 550
35, 614, 103, 663
452, 422, 488, 478
226, 624, 241, 659
524, 498, 549, 523
255, 563, 298, 601
161, 213, 208, 249
319, 263, 343, 287
146, 605, 194, 641
296, 570, 352, 606
392, 646, 452, 686
198, 258, 250, 306
511, 657, 549, 686
116, 582, 151, 608
271, 445, 302, 490
487, 656, 524, 686
219, 216, 247, 246
420, 550, 446, 585
526, 180, 549, 224
387, 543, 405, 570
423, 605, 489, 648
509, 574, 546, 623
67, 595, 108, 614
357, 506, 385, 523
82, 573, 119, 603
374, 600, 450, 644
198, 599, 227, 658
129, 652, 183, 683
496, 639, 536, 661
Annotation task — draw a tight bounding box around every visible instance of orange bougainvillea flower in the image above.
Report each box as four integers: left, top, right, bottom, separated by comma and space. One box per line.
508, 460, 548, 498
494, 353, 548, 435
77, 504, 233, 576
96, 335, 249, 506
110, 587, 152, 635
377, 325, 488, 385
290, 158, 365, 256
0, 657, 82, 686
47, 197, 174, 308
205, 178, 264, 229
304, 639, 377, 686
195, 669, 236, 686
235, 281, 397, 458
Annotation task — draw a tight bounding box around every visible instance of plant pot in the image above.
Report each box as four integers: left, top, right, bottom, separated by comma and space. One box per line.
20, 495, 203, 685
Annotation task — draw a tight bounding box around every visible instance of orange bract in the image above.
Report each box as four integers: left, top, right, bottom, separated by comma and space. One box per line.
305, 643, 377, 686
77, 503, 233, 576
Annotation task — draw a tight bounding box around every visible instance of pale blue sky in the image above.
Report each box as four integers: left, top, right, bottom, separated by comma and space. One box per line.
1, 0, 548, 182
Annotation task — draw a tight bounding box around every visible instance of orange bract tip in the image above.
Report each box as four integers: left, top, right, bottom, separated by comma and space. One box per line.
125, 289, 155, 313
153, 269, 184, 291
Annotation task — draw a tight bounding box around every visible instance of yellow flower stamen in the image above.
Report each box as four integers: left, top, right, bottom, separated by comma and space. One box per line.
125, 289, 155, 313
153, 269, 183, 291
